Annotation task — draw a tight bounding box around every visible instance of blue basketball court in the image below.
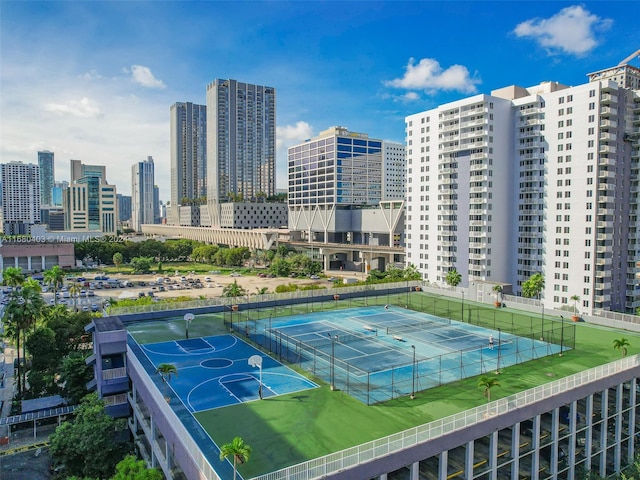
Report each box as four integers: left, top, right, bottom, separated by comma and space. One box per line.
140, 335, 318, 412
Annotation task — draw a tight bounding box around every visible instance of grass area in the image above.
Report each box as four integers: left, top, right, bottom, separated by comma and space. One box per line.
127, 292, 640, 478
99, 262, 242, 276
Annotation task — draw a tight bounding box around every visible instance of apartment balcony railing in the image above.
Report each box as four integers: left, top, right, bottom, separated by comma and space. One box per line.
103, 367, 127, 381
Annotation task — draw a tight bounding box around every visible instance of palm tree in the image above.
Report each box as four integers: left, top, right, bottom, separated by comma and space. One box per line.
3, 279, 45, 396
478, 375, 500, 403
255, 287, 269, 295
2, 266, 25, 288
223, 280, 247, 298
570, 295, 581, 319
44, 266, 65, 305
68, 282, 83, 311
613, 338, 630, 358
156, 363, 177, 401
492, 285, 503, 307
445, 269, 462, 288
219, 436, 251, 480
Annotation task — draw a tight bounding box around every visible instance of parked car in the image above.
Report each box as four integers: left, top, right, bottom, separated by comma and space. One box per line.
204, 276, 212, 282
91, 304, 99, 312
310, 275, 320, 280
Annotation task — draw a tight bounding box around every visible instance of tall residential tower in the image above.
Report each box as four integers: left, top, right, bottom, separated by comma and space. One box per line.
131, 156, 156, 232
37, 150, 55, 206
170, 102, 207, 225
0, 161, 41, 235
206, 79, 276, 225
405, 62, 640, 316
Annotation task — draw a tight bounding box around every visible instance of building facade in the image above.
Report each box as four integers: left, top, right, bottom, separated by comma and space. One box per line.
170, 102, 207, 225
62, 177, 118, 233
70, 159, 106, 183
0, 161, 41, 235
287, 127, 406, 263
37, 150, 55, 206
117, 194, 132, 223
206, 79, 276, 226
405, 64, 640, 316
131, 157, 156, 232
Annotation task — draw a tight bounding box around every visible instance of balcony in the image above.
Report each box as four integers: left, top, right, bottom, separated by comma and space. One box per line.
600, 94, 618, 104
519, 107, 542, 116
460, 118, 488, 128
599, 145, 617, 154
103, 367, 127, 380
598, 157, 616, 167
599, 132, 617, 142
598, 170, 616, 179
597, 208, 615, 216
470, 186, 487, 193
600, 107, 618, 116
600, 119, 618, 128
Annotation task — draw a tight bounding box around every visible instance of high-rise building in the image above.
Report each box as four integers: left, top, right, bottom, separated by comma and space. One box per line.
170, 102, 207, 224
38, 150, 55, 206
405, 61, 640, 316
206, 79, 276, 225
153, 185, 160, 224
287, 126, 405, 248
63, 160, 116, 233
70, 159, 106, 183
131, 156, 155, 232
0, 161, 41, 235
117, 194, 132, 222
52, 181, 68, 207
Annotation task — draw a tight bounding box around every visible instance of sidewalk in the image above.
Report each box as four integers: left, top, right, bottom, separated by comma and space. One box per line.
0, 345, 16, 419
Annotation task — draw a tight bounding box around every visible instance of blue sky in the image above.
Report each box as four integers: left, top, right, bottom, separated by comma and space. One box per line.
1, 1, 638, 199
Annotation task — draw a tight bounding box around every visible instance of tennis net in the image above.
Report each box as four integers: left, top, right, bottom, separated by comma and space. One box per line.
386, 319, 442, 337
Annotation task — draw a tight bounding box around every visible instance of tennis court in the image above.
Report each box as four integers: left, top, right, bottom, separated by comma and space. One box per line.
261, 305, 562, 404
139, 334, 318, 412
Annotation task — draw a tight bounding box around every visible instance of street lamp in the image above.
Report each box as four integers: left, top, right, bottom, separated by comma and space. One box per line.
328, 333, 338, 391
268, 314, 273, 353
541, 304, 545, 341
496, 328, 502, 374
184, 313, 194, 339
461, 291, 465, 321
410, 345, 416, 399
560, 315, 565, 357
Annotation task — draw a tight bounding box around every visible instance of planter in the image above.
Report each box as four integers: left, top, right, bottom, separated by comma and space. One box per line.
572, 315, 580, 322
494, 301, 502, 308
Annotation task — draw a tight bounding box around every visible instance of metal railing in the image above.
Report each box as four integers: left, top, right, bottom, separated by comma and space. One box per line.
250, 355, 640, 480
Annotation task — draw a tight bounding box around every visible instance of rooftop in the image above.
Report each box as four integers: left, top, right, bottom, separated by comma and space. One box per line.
126, 290, 640, 479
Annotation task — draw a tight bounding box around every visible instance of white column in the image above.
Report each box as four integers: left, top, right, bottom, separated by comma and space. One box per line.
41, 255, 46, 270
27, 256, 32, 271
464, 440, 474, 480
438, 451, 448, 480
409, 461, 419, 480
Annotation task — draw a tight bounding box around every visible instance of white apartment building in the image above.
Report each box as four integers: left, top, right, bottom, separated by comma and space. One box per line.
62, 179, 118, 234
0, 161, 41, 235
406, 68, 640, 316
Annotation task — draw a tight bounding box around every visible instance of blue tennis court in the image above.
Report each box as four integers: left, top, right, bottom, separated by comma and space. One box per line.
264, 305, 562, 404
140, 335, 318, 412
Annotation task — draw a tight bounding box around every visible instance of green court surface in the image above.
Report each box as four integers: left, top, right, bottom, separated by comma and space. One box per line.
127, 292, 640, 478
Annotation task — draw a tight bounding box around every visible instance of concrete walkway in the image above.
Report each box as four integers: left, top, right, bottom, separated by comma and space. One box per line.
1, 345, 16, 419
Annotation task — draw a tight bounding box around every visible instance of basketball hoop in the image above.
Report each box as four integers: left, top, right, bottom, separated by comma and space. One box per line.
248, 355, 263, 399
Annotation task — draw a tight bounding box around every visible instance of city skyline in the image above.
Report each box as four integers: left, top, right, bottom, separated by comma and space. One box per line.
1, 2, 638, 198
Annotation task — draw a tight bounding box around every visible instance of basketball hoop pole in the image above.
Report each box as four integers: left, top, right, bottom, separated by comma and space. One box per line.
248, 355, 263, 399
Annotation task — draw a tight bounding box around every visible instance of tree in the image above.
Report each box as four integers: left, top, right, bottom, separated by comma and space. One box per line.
49, 393, 130, 479
613, 338, 630, 358
111, 454, 163, 480
219, 436, 251, 480
44, 265, 65, 305
445, 268, 462, 288
130, 256, 154, 274
156, 363, 177, 401
492, 285, 503, 306
256, 287, 269, 295
571, 294, 581, 317
60, 352, 94, 404
223, 280, 247, 298
2, 266, 25, 288
522, 273, 545, 299
478, 375, 500, 403
69, 282, 83, 311
113, 252, 124, 272
2, 279, 45, 396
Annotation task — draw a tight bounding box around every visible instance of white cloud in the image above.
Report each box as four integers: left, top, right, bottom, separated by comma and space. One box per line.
276, 121, 314, 150
513, 5, 612, 56
385, 58, 480, 95
45, 97, 102, 118
129, 65, 166, 89
79, 69, 102, 81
